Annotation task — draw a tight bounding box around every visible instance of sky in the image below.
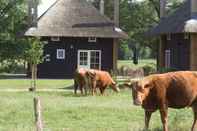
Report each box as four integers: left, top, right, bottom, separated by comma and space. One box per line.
38, 0, 56, 17
38, 0, 144, 17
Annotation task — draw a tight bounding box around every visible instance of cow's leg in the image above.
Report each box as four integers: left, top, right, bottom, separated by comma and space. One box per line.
191, 105, 197, 131
99, 87, 105, 95
84, 86, 87, 95
91, 81, 96, 96
74, 80, 78, 95
79, 84, 84, 95
83, 82, 87, 95
144, 110, 152, 130
159, 108, 168, 131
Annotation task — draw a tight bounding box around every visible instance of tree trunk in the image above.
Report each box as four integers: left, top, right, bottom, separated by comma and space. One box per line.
34, 97, 43, 131
30, 64, 37, 91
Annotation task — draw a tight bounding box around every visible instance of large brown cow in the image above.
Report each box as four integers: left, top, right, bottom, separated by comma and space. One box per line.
86, 69, 120, 95
74, 68, 88, 95
125, 71, 197, 131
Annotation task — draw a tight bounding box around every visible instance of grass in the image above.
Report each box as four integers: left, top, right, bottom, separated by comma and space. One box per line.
0, 89, 194, 131
0, 79, 73, 90
118, 59, 156, 69
0, 59, 193, 131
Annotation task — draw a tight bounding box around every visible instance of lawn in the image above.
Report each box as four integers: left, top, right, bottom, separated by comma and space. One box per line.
0, 59, 194, 131
0, 79, 73, 90
0, 88, 193, 131
118, 59, 156, 69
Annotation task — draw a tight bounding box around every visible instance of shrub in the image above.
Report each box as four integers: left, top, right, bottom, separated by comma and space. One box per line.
158, 67, 178, 73
141, 63, 157, 76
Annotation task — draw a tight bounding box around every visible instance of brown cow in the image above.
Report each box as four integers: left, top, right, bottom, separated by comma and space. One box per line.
74, 68, 88, 95
125, 71, 197, 131
86, 69, 120, 95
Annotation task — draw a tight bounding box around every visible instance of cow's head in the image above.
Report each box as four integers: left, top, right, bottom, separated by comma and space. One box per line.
124, 78, 153, 106
111, 82, 120, 93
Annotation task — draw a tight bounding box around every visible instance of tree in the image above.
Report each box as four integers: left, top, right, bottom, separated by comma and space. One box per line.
25, 38, 44, 91
0, 0, 29, 71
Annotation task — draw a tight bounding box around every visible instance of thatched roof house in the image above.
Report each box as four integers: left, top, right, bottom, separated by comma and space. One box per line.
147, 0, 197, 71
25, 0, 127, 38
25, 0, 128, 78
148, 0, 197, 36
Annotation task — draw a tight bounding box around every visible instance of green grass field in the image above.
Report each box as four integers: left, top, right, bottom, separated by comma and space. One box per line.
0, 79, 73, 90
0, 59, 193, 131
0, 85, 194, 131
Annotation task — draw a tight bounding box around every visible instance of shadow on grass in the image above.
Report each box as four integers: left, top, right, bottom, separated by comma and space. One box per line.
60, 91, 90, 98
59, 85, 74, 90
151, 128, 162, 131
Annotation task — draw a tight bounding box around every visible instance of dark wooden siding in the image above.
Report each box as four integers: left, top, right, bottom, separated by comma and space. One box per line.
163, 34, 190, 70
37, 37, 113, 78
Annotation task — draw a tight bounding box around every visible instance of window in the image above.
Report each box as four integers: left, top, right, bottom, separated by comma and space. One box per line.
57, 49, 65, 59
78, 50, 101, 69
165, 50, 171, 68
90, 51, 100, 69
79, 52, 88, 66
31, 8, 35, 15
88, 37, 97, 42
51, 37, 60, 41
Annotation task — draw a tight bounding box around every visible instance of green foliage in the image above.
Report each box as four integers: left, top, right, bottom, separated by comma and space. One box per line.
119, 40, 131, 60
119, 0, 159, 59
0, 0, 30, 73
141, 63, 157, 76
158, 67, 178, 73
25, 38, 44, 65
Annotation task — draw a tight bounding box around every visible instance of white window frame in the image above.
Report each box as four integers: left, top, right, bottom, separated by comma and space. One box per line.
31, 8, 35, 15
90, 50, 101, 69
78, 50, 101, 69
88, 37, 97, 43
57, 49, 65, 60
51, 37, 60, 41
78, 50, 90, 69
165, 50, 171, 68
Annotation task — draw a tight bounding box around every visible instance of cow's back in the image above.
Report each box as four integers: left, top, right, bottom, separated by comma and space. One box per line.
94, 70, 115, 87
158, 71, 197, 108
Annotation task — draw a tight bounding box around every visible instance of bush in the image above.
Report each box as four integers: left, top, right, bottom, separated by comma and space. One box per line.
158, 67, 178, 73
141, 63, 157, 76
0, 61, 26, 74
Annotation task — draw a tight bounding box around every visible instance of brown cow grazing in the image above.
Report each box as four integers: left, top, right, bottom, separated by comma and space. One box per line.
86, 69, 120, 95
74, 68, 88, 95
124, 71, 197, 131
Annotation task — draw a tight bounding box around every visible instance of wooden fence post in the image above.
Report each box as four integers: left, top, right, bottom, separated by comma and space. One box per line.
34, 97, 43, 131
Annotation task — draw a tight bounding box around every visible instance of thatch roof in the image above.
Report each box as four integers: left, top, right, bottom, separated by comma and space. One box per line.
25, 0, 128, 39
147, 0, 197, 36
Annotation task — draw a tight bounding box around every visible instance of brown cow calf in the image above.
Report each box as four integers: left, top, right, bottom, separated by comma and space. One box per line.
86, 69, 120, 95
74, 68, 88, 95
125, 71, 197, 131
